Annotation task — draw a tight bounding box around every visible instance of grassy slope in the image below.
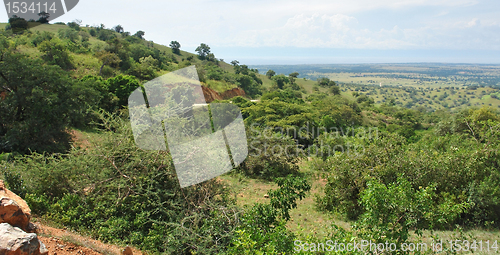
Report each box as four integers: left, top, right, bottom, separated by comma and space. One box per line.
1, 22, 252, 94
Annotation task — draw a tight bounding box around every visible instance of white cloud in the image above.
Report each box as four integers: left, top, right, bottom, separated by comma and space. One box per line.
212, 11, 500, 50
1, 0, 498, 52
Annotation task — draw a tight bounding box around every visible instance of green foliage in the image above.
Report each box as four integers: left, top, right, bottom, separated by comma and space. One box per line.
261, 88, 304, 104
37, 11, 50, 24
235, 74, 261, 97
316, 120, 500, 227
330, 84, 341, 95
38, 38, 74, 69
106, 75, 141, 107
238, 127, 301, 179
266, 69, 276, 79
6, 112, 240, 254
356, 94, 374, 105
269, 176, 311, 221
128, 43, 157, 63
97, 29, 117, 41
2, 170, 27, 198
67, 22, 81, 31
305, 92, 328, 102
244, 98, 318, 146
169, 40, 181, 54
127, 61, 156, 81
195, 43, 211, 60
113, 25, 123, 33
58, 28, 79, 43
317, 77, 336, 87
228, 176, 310, 254
272, 74, 289, 89
355, 177, 470, 248
205, 64, 231, 82
8, 16, 28, 34
0, 43, 85, 153
133, 31, 145, 39
31, 31, 53, 46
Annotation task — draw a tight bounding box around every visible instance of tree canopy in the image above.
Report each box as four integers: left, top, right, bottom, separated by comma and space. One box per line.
169, 41, 181, 54
195, 43, 211, 60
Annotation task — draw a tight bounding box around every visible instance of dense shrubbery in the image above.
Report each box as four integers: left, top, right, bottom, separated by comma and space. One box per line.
4, 112, 238, 253
3, 21, 500, 255
2, 112, 310, 254
316, 107, 500, 228
237, 127, 302, 180
228, 175, 310, 254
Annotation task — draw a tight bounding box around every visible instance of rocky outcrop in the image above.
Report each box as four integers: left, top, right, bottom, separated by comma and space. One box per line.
202, 86, 223, 102
122, 246, 133, 255
202, 86, 246, 103
0, 223, 48, 255
0, 180, 48, 255
0, 180, 31, 232
221, 87, 246, 100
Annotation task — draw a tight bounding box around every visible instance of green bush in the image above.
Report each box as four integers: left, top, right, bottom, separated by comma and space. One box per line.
316, 124, 500, 227
228, 175, 310, 254
237, 127, 301, 180
6, 112, 241, 254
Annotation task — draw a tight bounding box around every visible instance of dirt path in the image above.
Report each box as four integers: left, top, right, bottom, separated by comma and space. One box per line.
34, 221, 143, 255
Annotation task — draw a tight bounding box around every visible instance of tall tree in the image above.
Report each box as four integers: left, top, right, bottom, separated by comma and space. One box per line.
0, 41, 85, 153
317, 77, 336, 87
266, 69, 276, 79
231, 60, 239, 66
37, 11, 50, 24
134, 30, 145, 39
95, 51, 121, 75
169, 41, 181, 54
114, 25, 124, 33
8, 15, 28, 34
272, 74, 290, 89
289, 72, 299, 84
195, 43, 211, 60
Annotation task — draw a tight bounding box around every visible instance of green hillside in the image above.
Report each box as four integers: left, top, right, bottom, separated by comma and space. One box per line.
0, 22, 262, 95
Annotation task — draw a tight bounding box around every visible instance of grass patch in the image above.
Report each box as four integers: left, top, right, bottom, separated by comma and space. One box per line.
204, 80, 237, 93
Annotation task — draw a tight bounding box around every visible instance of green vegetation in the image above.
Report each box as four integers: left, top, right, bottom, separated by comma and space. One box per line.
1, 21, 500, 254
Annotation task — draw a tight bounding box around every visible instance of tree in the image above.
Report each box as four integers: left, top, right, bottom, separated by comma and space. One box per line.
289, 72, 299, 84
113, 25, 124, 33
234, 64, 250, 75
195, 43, 211, 60
106, 75, 140, 107
37, 11, 50, 24
95, 51, 121, 75
8, 16, 28, 34
317, 77, 336, 87
231, 60, 239, 66
206, 53, 216, 62
266, 69, 276, 79
330, 85, 341, 95
272, 74, 289, 89
289, 72, 299, 78
67, 21, 81, 30
236, 75, 261, 97
38, 38, 74, 70
134, 30, 145, 39
169, 41, 181, 54
0, 42, 84, 153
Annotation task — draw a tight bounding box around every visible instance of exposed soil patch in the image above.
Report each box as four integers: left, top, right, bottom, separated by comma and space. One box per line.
35, 222, 143, 255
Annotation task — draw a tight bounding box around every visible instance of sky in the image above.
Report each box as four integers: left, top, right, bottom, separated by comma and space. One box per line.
2, 0, 500, 64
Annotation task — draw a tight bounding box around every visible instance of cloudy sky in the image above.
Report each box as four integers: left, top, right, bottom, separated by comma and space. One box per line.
2, 0, 500, 64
